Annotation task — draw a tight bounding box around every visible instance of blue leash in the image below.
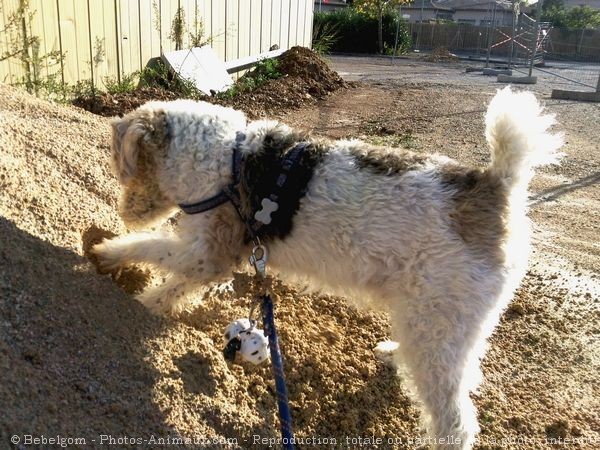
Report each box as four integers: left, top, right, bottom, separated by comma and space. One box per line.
261, 294, 295, 450
179, 132, 298, 448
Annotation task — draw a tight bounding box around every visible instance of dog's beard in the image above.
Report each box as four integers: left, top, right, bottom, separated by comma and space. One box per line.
118, 179, 175, 230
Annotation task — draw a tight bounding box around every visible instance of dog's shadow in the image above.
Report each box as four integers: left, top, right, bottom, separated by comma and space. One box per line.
0, 216, 173, 439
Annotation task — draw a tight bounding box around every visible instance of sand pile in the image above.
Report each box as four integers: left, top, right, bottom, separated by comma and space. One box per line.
73, 47, 348, 120
0, 84, 418, 448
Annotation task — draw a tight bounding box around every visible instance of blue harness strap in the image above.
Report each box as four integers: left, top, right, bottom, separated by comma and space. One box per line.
261, 294, 295, 450
178, 191, 230, 214
178, 131, 245, 215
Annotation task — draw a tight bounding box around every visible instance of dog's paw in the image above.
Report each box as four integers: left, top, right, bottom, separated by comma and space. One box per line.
91, 241, 127, 271
374, 340, 399, 367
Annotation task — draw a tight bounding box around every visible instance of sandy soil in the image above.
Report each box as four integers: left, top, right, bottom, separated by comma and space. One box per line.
0, 56, 598, 450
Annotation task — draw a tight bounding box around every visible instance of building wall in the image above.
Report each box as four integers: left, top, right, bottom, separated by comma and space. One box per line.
0, 0, 314, 88
401, 4, 514, 26
401, 8, 440, 23
454, 10, 514, 26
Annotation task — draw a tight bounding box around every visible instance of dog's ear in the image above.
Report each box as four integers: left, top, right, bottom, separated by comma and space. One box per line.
111, 116, 148, 183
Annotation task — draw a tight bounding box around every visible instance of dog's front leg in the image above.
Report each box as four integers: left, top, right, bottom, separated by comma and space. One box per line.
133, 237, 237, 315
93, 231, 236, 276
92, 232, 181, 270
93, 231, 239, 314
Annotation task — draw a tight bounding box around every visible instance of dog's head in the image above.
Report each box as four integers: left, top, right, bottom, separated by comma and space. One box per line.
110, 100, 246, 229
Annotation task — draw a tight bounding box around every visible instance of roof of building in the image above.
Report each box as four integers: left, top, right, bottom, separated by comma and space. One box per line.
403, 0, 453, 10
438, 0, 514, 9
314, 0, 349, 6
404, 0, 515, 10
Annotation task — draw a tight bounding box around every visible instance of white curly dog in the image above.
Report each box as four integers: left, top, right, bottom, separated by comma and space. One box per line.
93, 87, 562, 449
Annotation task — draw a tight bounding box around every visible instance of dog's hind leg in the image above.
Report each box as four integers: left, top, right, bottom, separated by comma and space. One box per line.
390, 300, 482, 450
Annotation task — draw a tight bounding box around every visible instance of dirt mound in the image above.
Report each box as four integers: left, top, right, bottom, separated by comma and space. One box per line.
72, 47, 348, 119
219, 46, 348, 118
73, 87, 179, 118
280, 46, 345, 87
424, 47, 459, 63
0, 84, 417, 448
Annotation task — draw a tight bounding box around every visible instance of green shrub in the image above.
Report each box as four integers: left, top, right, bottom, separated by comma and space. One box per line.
252, 57, 282, 81
221, 57, 282, 98
103, 72, 138, 94
313, 9, 411, 54
312, 20, 340, 54
139, 59, 203, 99
70, 79, 96, 98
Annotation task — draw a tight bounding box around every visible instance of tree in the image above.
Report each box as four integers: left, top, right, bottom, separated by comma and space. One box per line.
564, 6, 600, 29
353, 0, 408, 53
0, 0, 65, 96
541, 1, 600, 29
541, 0, 564, 10
0, 0, 37, 63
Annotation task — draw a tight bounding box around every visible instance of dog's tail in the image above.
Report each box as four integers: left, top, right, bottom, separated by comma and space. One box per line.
485, 87, 563, 189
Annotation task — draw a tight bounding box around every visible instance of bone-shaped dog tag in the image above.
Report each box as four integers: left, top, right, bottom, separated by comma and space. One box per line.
254, 198, 279, 225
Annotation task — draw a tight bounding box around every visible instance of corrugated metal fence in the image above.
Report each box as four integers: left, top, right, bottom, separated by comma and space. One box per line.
0, 0, 314, 88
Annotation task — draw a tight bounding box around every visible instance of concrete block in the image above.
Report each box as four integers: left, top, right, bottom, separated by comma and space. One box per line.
162, 46, 233, 95
497, 74, 537, 84
551, 89, 600, 102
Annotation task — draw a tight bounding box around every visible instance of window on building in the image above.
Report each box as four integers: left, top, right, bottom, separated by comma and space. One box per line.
437, 12, 454, 20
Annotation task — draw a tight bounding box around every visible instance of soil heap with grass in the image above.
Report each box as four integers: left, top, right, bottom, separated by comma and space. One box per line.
73, 46, 348, 120
219, 46, 348, 118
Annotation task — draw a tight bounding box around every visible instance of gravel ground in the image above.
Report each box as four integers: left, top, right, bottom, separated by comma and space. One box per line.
0, 55, 598, 449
